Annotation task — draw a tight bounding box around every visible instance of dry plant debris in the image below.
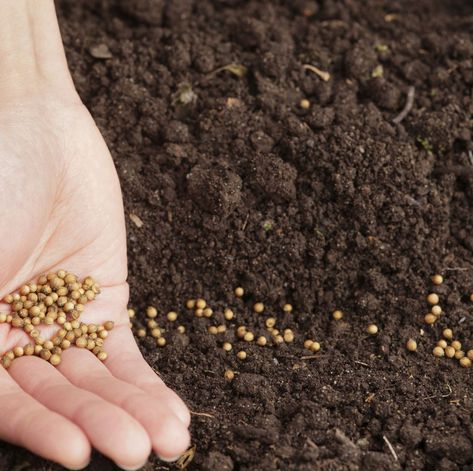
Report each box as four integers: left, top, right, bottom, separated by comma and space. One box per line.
1, 270, 114, 369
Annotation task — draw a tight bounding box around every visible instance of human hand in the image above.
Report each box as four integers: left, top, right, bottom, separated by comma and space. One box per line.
0, 3, 190, 469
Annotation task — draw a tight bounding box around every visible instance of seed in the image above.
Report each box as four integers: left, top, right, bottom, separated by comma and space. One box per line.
284, 331, 294, 343
34, 345, 43, 354
43, 340, 54, 350
151, 328, 162, 338
254, 303, 264, 313
467, 350, 473, 360
137, 329, 146, 338
431, 305, 442, 316
13, 347, 24, 357
97, 351, 108, 361
24, 344, 34, 356
431, 274, 443, 285
128, 308, 135, 318
208, 326, 218, 335
224, 370, 235, 381
224, 309, 234, 320
424, 314, 437, 325
275, 335, 284, 344
236, 326, 247, 338
0, 313, 6, 323
244, 332, 254, 342
166, 311, 178, 322
310, 342, 321, 352
76, 337, 88, 348
236, 351, 247, 360
406, 339, 417, 352
300, 98, 310, 109
235, 287, 244, 297
451, 340, 462, 351
147, 306, 158, 318
186, 299, 196, 309
196, 299, 206, 310
177, 325, 186, 334
265, 317, 276, 328
437, 339, 448, 349
427, 293, 439, 305
104, 321, 114, 331
223, 342, 232, 352
433, 346, 445, 357
203, 308, 213, 318
304, 339, 313, 350
470, 294, 473, 303
271, 329, 279, 336
283, 304, 293, 313
454, 350, 465, 360
443, 328, 453, 340
40, 349, 52, 361
157, 337, 166, 347
256, 336, 267, 346
49, 354, 61, 366
61, 339, 71, 350
445, 346, 456, 358
460, 357, 472, 368
147, 320, 158, 329
367, 324, 378, 335
1, 356, 11, 369
217, 325, 226, 333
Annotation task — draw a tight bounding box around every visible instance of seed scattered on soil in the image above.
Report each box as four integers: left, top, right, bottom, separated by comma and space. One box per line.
406, 339, 417, 352
243, 332, 254, 342
332, 310, 343, 321
424, 313, 437, 325
445, 346, 456, 358
157, 337, 166, 347
253, 303, 264, 313
167, 311, 178, 322
437, 339, 448, 349
147, 306, 158, 318
236, 351, 247, 360
427, 293, 439, 305
177, 325, 186, 334
299, 99, 310, 109
367, 324, 378, 335
234, 287, 244, 297
443, 328, 453, 340
431, 274, 444, 285
224, 369, 235, 381
433, 346, 445, 357
224, 309, 234, 320
256, 336, 267, 346
431, 305, 442, 316
186, 299, 196, 309
196, 299, 206, 310
459, 357, 471, 368
283, 304, 293, 313
265, 317, 276, 328
223, 342, 232, 352
310, 341, 321, 352
451, 340, 462, 351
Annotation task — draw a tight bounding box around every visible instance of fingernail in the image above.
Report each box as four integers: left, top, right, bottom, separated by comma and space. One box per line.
64, 460, 90, 470
158, 454, 181, 463
116, 462, 147, 471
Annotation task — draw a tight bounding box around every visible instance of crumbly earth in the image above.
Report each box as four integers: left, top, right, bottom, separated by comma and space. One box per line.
1, 0, 473, 470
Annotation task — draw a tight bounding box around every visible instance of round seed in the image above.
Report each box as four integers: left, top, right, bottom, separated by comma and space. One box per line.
443, 328, 453, 340
367, 324, 378, 335
167, 311, 178, 322
76, 337, 88, 348
223, 342, 232, 352
437, 339, 448, 349
283, 304, 293, 313
433, 346, 445, 357
236, 326, 247, 338
24, 344, 34, 356
195, 309, 204, 318
406, 339, 417, 352
460, 357, 472, 368
208, 326, 218, 335
243, 332, 254, 342
284, 331, 294, 343
157, 337, 166, 347
236, 351, 247, 360
431, 274, 443, 285
256, 336, 267, 346
196, 299, 206, 310
49, 354, 61, 366
451, 340, 462, 351
137, 329, 146, 338
104, 321, 114, 331
146, 306, 158, 318
177, 325, 186, 334
235, 287, 244, 297
97, 351, 108, 361
224, 370, 235, 381
445, 346, 456, 358
224, 309, 234, 321
455, 350, 465, 360
467, 350, 473, 360
427, 293, 439, 305
265, 318, 276, 328
310, 342, 321, 352
186, 299, 195, 310
424, 314, 437, 324
431, 305, 442, 316
203, 308, 213, 318
13, 347, 24, 357
304, 339, 313, 350
217, 325, 226, 333
332, 310, 343, 321
128, 308, 135, 318
151, 328, 161, 338
0, 313, 6, 323
254, 303, 264, 313
299, 98, 310, 109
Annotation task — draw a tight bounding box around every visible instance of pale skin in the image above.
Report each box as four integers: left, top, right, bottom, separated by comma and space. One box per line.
0, 1, 190, 469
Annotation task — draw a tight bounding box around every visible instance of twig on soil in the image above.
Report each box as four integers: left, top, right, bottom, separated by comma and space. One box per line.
190, 410, 216, 419
354, 360, 370, 367
393, 86, 415, 124
301, 355, 324, 360
242, 213, 249, 231
443, 267, 471, 272
383, 435, 399, 462
422, 383, 453, 401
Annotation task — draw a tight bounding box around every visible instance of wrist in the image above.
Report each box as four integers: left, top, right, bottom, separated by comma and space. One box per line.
0, 0, 77, 104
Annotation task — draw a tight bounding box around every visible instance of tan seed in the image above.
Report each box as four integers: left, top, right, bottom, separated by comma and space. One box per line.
13, 347, 24, 357
208, 326, 218, 335
406, 339, 417, 352
304, 339, 313, 350
299, 98, 310, 109
445, 346, 456, 358
256, 336, 267, 346
147, 306, 158, 318
196, 299, 206, 310
265, 317, 276, 328
332, 310, 343, 321
224, 309, 234, 321
424, 314, 437, 325
224, 369, 235, 381
186, 299, 196, 309
443, 328, 453, 340
203, 308, 213, 318
437, 340, 448, 349
236, 351, 247, 360
367, 324, 378, 335
157, 337, 166, 347
234, 287, 244, 298
431, 305, 442, 316
97, 351, 108, 361
223, 342, 232, 352
451, 340, 461, 351
310, 342, 321, 352
283, 304, 293, 313
243, 332, 254, 342
431, 274, 443, 285
254, 303, 264, 313
460, 357, 471, 368
49, 354, 61, 366
454, 350, 465, 360
427, 293, 439, 305
433, 346, 445, 357
167, 311, 178, 322
177, 325, 186, 334
128, 308, 135, 318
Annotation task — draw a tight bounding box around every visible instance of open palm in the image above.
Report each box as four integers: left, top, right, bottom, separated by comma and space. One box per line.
0, 96, 190, 470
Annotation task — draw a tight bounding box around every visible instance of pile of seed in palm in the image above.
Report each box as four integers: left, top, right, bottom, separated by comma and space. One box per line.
0, 270, 114, 369
130, 274, 472, 379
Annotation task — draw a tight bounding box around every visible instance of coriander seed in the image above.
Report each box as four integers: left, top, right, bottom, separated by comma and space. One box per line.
431, 274, 443, 285
431, 305, 442, 316
332, 310, 343, 320
244, 332, 254, 342
310, 341, 321, 352
283, 304, 293, 313
256, 336, 267, 346
223, 342, 232, 352
254, 303, 264, 313
157, 337, 166, 347
445, 346, 455, 358
427, 293, 439, 305
225, 370, 235, 381
167, 311, 178, 322
235, 287, 244, 297
424, 314, 436, 325
437, 339, 448, 349
443, 328, 453, 340
367, 324, 378, 335
460, 357, 472, 368
147, 306, 158, 318
406, 339, 417, 352
224, 309, 234, 321
433, 346, 445, 357
236, 351, 247, 360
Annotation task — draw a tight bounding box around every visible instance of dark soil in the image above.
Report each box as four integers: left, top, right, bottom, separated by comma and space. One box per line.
2, 0, 473, 470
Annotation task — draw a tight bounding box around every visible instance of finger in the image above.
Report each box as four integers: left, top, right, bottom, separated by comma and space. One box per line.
58, 347, 191, 461
104, 326, 191, 427
9, 356, 151, 470
0, 365, 90, 470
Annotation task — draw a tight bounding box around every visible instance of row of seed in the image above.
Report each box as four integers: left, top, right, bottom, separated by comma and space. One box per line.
1, 271, 114, 369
